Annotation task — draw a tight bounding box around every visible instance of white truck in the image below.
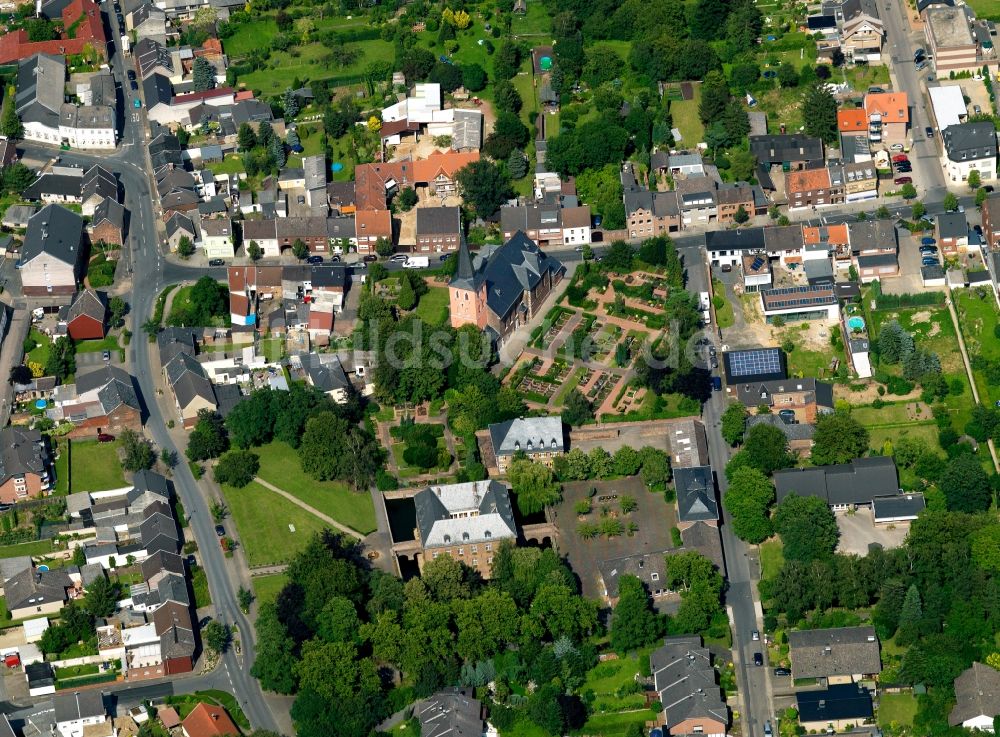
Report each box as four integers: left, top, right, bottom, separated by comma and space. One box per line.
403, 256, 429, 269
699, 291, 711, 324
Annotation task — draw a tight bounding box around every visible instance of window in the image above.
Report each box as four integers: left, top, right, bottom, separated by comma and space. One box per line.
471, 545, 478, 553
485, 543, 492, 551
457, 548, 464, 555
651, 572, 660, 581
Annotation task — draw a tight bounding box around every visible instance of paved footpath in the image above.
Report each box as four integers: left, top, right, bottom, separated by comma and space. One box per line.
253, 477, 367, 539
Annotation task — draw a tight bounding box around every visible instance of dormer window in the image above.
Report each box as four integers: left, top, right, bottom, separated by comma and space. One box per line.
443, 534, 451, 544
484, 530, 492, 538
462, 532, 470, 541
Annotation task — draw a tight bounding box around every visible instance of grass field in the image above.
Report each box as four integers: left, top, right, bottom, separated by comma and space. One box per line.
206, 156, 247, 176
968, 0, 1000, 19
878, 692, 919, 727
222, 18, 279, 57
53, 440, 69, 494
26, 328, 50, 368
76, 336, 119, 353
67, 439, 127, 492
241, 39, 395, 95
760, 539, 784, 581
414, 286, 450, 326
252, 573, 288, 603
712, 279, 735, 329
573, 648, 659, 736
0, 538, 57, 559
220, 480, 330, 567
776, 327, 845, 380
254, 441, 376, 534
670, 84, 704, 147
191, 565, 211, 609
956, 288, 1000, 404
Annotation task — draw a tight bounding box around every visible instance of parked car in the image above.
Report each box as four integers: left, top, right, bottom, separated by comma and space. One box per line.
102, 350, 111, 362
752, 629, 760, 641
97, 433, 115, 443
129, 80, 138, 91
389, 254, 409, 262
778, 409, 796, 423
215, 525, 226, 537
753, 652, 764, 666
986, 185, 995, 193
764, 721, 773, 737
894, 177, 912, 185
126, 69, 135, 81
186, 554, 197, 568
890, 143, 905, 151
773, 667, 791, 676
926, 126, 935, 137
916, 61, 928, 71
330, 255, 341, 263
975, 105, 983, 115
892, 154, 909, 163
362, 254, 378, 262
920, 248, 938, 257
439, 254, 451, 261
208, 258, 225, 266
721, 263, 732, 272
975, 224, 984, 235
914, 47, 925, 60
922, 256, 940, 266
921, 237, 936, 245
306, 255, 324, 264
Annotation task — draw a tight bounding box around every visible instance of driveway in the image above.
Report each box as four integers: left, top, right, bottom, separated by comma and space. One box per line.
75, 349, 122, 374
836, 507, 908, 555
880, 229, 928, 295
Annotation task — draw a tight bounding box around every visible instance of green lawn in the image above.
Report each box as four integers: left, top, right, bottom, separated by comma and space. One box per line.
573, 710, 659, 737
165, 691, 250, 731
191, 565, 211, 609
956, 289, 1000, 404
760, 539, 784, 581
252, 573, 288, 603
511, 0, 551, 34
241, 39, 395, 95
712, 279, 734, 329
0, 539, 57, 558
206, 156, 247, 176
878, 692, 919, 728
53, 439, 69, 495
222, 18, 279, 57
414, 286, 450, 326
254, 441, 376, 534
775, 327, 845, 380
669, 84, 704, 147
219, 480, 332, 567
67, 439, 127, 492
572, 649, 660, 736
26, 327, 50, 368
968, 0, 1000, 18
76, 336, 119, 353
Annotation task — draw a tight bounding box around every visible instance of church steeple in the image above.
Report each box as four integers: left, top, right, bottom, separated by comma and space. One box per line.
450, 238, 479, 290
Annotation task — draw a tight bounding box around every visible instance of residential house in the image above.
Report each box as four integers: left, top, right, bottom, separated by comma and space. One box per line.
90, 197, 126, 247
730, 377, 835, 422
411, 480, 517, 578
842, 161, 879, 202
303, 154, 327, 209
126, 4, 168, 43
941, 121, 998, 183
0, 428, 52, 503
298, 352, 351, 403
747, 413, 816, 456
624, 189, 680, 238
355, 209, 393, 255
5, 567, 73, 620
562, 205, 592, 246
19, 204, 84, 296
983, 193, 1000, 252
486, 416, 565, 473
163, 352, 216, 429
415, 206, 463, 253
58, 102, 116, 150
152, 600, 195, 674
181, 703, 240, 737
26, 662, 56, 696
448, 234, 564, 344
650, 636, 729, 736
937, 211, 970, 255
840, 0, 884, 62
848, 218, 898, 280
796, 684, 874, 731
415, 689, 487, 737
788, 626, 881, 683
3, 204, 37, 229
16, 54, 65, 147
53, 691, 106, 737
750, 134, 824, 170
199, 218, 234, 259
872, 493, 926, 524
81, 165, 118, 216
22, 168, 83, 205
597, 551, 671, 605
950, 662, 1000, 731
60, 289, 106, 340
865, 92, 908, 147
838, 108, 869, 135
715, 183, 755, 226
353, 150, 479, 210
49, 365, 142, 435
676, 175, 718, 226
673, 466, 718, 529
786, 167, 843, 210
165, 212, 197, 252
760, 284, 839, 322
501, 204, 565, 246
773, 456, 901, 509
741, 252, 772, 292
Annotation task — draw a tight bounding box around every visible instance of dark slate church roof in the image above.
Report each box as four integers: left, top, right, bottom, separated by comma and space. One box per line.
673, 466, 718, 522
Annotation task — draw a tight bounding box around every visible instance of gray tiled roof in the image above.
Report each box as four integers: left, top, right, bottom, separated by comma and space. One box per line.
488, 416, 564, 457
774, 456, 898, 506
650, 636, 728, 731
788, 626, 881, 679
872, 492, 925, 520
16, 54, 64, 126
413, 480, 516, 548
0, 427, 49, 486
416, 205, 462, 235
53, 691, 104, 723
674, 466, 718, 522
92, 197, 126, 231
746, 413, 816, 442
943, 122, 998, 163
733, 377, 834, 410
300, 353, 349, 393
5, 567, 71, 611
951, 663, 1000, 727
22, 204, 83, 268
64, 288, 105, 325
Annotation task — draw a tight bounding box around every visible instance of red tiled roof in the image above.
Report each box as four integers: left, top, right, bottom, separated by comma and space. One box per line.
0, 0, 106, 63
181, 703, 239, 737
171, 88, 235, 105
838, 109, 868, 132
786, 167, 832, 194
355, 209, 392, 238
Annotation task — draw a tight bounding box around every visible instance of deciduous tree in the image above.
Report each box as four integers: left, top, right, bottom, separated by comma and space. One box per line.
723, 466, 774, 543
773, 494, 840, 562
810, 412, 870, 465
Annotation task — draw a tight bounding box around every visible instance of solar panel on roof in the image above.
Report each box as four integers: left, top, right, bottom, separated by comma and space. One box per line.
750, 256, 765, 271
727, 348, 783, 378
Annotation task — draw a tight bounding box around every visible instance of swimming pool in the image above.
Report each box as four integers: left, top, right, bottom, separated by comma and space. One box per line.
848, 316, 865, 330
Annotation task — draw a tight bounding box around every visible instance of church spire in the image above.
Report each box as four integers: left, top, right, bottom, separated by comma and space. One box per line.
450, 238, 479, 290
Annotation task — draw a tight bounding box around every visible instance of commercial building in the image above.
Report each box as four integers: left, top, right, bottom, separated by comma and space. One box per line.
941, 121, 997, 183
